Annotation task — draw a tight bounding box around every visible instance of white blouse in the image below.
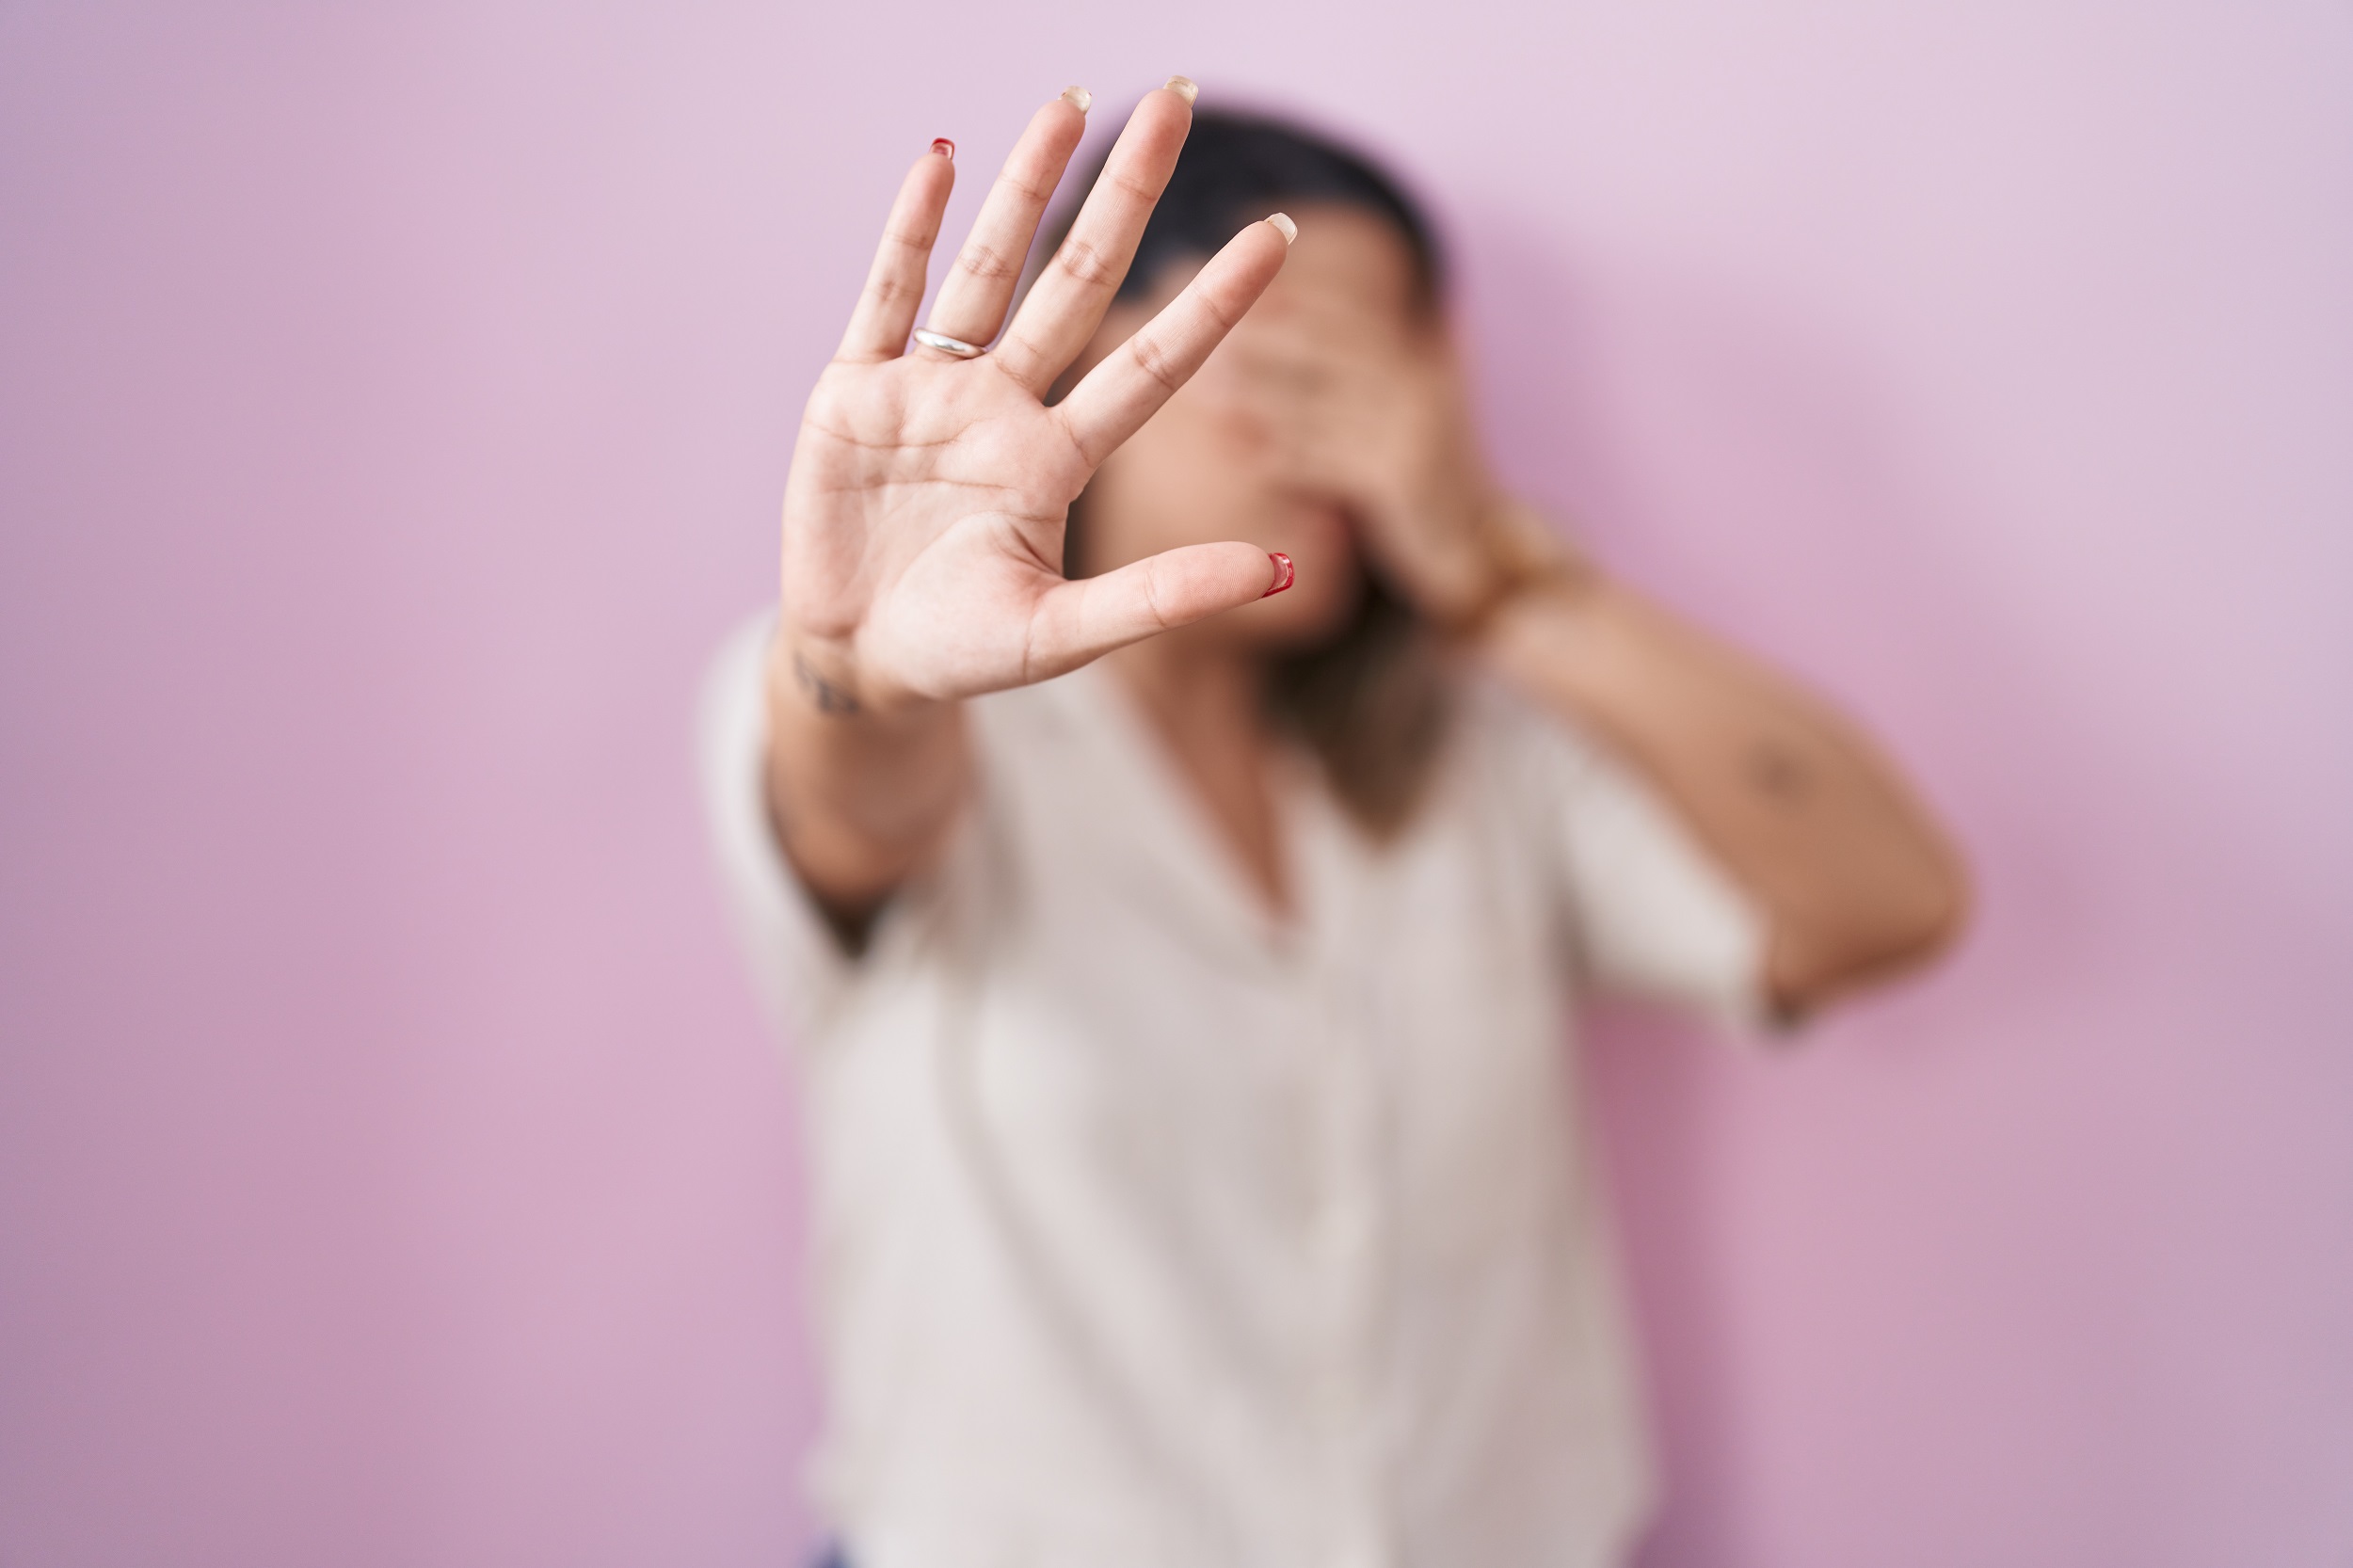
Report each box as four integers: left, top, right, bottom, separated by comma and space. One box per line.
700, 615, 1764, 1568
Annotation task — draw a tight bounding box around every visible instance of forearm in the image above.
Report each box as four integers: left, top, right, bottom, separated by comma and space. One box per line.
1473, 573, 1968, 1015
762, 632, 969, 927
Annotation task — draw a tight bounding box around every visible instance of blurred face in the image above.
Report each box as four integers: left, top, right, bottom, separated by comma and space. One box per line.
1073, 204, 1427, 651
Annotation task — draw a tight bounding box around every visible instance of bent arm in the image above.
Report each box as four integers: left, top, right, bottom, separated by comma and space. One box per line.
1475, 569, 1969, 1020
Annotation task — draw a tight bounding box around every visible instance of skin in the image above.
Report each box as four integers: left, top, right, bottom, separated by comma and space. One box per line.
768, 84, 1969, 1018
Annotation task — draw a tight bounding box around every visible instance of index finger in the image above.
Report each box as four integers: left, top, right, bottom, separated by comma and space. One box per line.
1054, 214, 1296, 466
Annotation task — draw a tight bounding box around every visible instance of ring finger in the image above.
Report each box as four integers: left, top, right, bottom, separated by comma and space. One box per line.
919, 88, 1094, 354
992, 79, 1198, 393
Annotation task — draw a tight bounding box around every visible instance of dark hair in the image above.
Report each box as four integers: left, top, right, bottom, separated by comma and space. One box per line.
1112, 109, 1444, 311
1051, 107, 1454, 837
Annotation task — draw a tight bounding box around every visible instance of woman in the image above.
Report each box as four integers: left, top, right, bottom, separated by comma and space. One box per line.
703, 80, 1965, 1568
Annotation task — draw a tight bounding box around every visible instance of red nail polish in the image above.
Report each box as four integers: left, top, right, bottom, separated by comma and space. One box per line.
931, 137, 954, 160
1260, 551, 1294, 598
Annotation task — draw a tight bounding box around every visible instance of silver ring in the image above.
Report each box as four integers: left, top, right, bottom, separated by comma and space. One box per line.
912, 327, 985, 360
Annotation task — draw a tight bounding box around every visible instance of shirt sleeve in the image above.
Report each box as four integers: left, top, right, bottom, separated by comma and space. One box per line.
1497, 691, 1770, 1032
696, 610, 855, 1044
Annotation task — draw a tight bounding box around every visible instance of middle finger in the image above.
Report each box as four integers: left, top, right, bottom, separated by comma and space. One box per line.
992, 78, 1198, 394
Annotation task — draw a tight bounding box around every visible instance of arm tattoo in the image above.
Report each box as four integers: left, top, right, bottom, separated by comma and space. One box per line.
1746, 738, 1813, 804
793, 651, 863, 716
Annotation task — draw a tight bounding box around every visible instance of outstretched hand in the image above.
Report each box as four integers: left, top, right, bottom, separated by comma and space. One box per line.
779, 81, 1295, 715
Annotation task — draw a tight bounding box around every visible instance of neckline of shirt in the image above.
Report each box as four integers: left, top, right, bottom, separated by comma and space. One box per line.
1031, 661, 1359, 964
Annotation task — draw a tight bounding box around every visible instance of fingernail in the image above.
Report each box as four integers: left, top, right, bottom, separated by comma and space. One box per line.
1061, 86, 1092, 113
1164, 75, 1198, 104
1261, 552, 1295, 598
930, 137, 954, 159
1267, 211, 1297, 245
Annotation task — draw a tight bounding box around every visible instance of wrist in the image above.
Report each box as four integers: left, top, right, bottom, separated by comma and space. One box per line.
1431, 496, 1599, 640
766, 627, 941, 728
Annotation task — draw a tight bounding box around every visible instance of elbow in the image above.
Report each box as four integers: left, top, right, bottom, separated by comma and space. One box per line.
1765, 840, 1973, 1022
1884, 840, 1973, 969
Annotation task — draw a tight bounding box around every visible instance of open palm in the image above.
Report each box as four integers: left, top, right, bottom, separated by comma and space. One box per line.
781, 83, 1294, 713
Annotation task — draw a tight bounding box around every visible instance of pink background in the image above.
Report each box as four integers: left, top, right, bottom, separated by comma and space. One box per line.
4, 3, 2348, 1564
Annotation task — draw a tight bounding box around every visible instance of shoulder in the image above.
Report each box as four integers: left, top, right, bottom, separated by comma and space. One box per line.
1447, 670, 1611, 801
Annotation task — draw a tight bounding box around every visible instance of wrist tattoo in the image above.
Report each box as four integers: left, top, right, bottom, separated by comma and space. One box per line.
792, 650, 863, 716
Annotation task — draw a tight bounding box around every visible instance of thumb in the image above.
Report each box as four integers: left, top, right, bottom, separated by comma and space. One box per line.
1019, 543, 1292, 681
